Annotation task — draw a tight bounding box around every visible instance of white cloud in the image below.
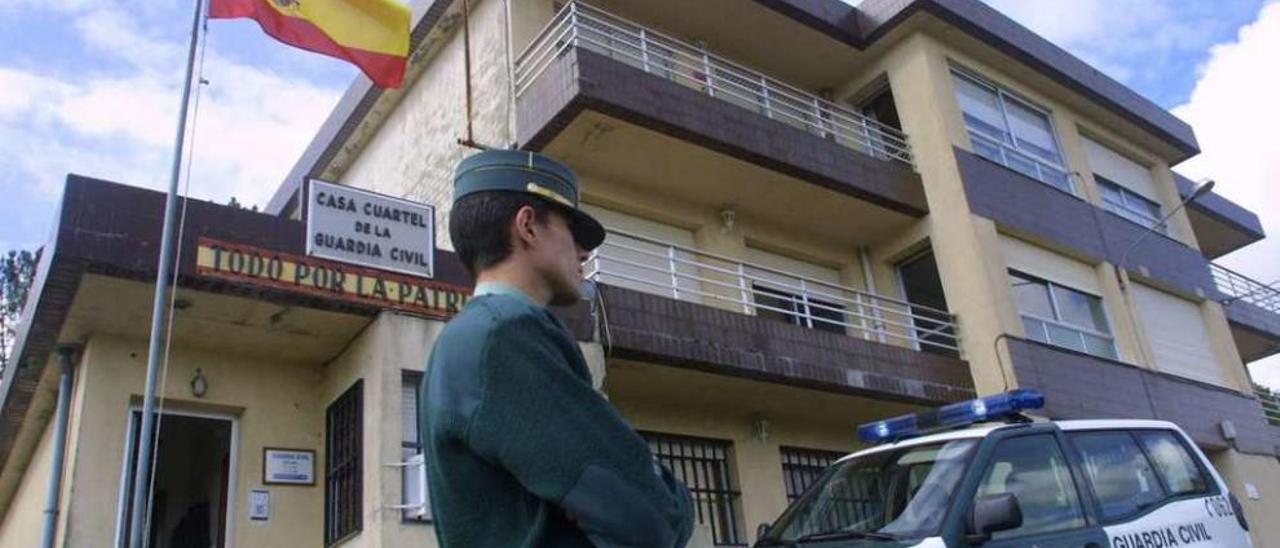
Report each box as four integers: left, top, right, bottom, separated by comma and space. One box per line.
1171, 2, 1280, 390
0, 0, 344, 210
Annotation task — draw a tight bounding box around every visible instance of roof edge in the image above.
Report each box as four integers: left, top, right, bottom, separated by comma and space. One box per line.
756, 0, 1201, 161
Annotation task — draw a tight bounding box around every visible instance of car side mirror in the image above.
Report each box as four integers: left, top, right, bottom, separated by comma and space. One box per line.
966, 493, 1022, 544
756, 522, 771, 539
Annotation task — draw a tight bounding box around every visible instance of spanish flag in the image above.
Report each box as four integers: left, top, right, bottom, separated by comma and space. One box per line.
210, 0, 410, 88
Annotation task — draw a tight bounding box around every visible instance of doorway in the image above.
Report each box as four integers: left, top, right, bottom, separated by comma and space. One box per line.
116, 410, 236, 548
896, 250, 959, 358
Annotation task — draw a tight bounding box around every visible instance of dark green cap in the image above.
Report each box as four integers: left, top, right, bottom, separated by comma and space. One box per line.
453, 149, 605, 250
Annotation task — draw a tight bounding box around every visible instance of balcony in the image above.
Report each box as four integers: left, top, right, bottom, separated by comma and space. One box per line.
1212, 262, 1280, 362
586, 229, 959, 353
517, 3, 913, 165
513, 2, 928, 227
579, 229, 973, 404
1175, 173, 1265, 259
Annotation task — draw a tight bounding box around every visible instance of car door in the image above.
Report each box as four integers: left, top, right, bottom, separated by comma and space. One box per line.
964, 433, 1108, 548
1065, 428, 1253, 548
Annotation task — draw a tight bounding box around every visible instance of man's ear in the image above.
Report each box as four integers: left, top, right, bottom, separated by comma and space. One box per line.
511, 205, 539, 249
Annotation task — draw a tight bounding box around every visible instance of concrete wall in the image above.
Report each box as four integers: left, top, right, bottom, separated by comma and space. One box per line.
339, 0, 511, 251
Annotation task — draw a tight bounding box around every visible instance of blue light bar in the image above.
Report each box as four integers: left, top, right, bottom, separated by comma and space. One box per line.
856, 389, 1045, 443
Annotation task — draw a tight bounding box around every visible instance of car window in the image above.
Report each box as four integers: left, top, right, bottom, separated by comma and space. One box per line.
1068, 431, 1166, 521
1135, 431, 1209, 496
974, 434, 1086, 539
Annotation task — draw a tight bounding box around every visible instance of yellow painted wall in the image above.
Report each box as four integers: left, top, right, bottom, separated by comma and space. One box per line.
321, 311, 445, 548
60, 334, 325, 547
0, 407, 55, 548
1209, 449, 1280, 547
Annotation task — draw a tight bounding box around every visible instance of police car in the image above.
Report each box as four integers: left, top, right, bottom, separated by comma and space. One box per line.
755, 389, 1252, 547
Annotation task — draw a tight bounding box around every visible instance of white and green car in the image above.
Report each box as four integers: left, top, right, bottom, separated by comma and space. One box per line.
756, 390, 1253, 548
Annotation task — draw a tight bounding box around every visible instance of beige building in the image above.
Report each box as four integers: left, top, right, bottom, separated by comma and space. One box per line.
2, 0, 1279, 547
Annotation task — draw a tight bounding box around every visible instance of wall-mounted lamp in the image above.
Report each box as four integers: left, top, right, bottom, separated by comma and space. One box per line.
752, 415, 770, 443
720, 209, 736, 234
190, 368, 208, 398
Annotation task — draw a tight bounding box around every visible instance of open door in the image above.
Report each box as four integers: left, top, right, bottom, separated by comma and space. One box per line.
116, 411, 235, 548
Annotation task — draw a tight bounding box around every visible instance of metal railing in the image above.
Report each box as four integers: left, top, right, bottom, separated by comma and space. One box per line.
1256, 387, 1280, 426
586, 229, 960, 353
1212, 263, 1280, 314
514, 1, 915, 166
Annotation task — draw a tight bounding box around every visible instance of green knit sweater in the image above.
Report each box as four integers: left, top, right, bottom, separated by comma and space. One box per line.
421, 287, 694, 547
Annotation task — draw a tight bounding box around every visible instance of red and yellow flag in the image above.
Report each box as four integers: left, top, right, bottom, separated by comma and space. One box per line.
210, 0, 410, 88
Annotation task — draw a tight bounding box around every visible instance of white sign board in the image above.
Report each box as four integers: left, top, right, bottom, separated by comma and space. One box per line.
263, 448, 315, 485
307, 179, 435, 278
249, 489, 270, 521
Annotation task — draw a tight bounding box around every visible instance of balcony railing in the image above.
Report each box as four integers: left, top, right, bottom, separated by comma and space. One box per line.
1212, 263, 1280, 314
514, 1, 915, 166
1256, 386, 1280, 426
585, 229, 960, 353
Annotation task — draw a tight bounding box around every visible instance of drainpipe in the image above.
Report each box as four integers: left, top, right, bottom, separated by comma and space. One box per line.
858, 248, 887, 344
40, 345, 77, 548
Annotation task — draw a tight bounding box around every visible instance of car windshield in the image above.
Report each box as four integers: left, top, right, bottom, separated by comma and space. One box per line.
763, 438, 979, 543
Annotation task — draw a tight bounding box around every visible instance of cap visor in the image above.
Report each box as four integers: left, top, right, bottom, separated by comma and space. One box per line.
568, 209, 606, 250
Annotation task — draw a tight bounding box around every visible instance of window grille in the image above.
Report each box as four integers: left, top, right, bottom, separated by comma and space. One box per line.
325, 380, 363, 545
780, 447, 846, 502
640, 431, 745, 546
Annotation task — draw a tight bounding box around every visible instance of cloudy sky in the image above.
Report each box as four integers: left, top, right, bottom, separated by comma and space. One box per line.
0, 0, 1277, 386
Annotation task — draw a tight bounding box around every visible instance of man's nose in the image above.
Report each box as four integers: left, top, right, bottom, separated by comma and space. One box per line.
576, 245, 590, 264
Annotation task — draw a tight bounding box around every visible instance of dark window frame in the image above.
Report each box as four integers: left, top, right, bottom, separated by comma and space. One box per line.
751, 282, 847, 335
640, 431, 746, 546
325, 380, 363, 546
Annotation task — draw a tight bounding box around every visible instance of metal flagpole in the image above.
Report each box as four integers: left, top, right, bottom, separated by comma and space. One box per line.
127, 0, 205, 545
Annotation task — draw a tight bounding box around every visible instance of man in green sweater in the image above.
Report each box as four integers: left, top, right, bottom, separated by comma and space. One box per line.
421, 149, 695, 547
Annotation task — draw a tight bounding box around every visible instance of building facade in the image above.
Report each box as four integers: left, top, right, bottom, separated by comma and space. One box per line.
2, 0, 1279, 547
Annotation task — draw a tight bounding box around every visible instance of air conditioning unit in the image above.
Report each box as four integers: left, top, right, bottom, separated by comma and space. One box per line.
389, 453, 430, 520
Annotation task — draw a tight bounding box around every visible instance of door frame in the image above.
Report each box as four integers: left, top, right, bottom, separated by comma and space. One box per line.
112, 406, 241, 548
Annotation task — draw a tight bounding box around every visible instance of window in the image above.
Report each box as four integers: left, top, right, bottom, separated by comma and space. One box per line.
765, 439, 978, 542
780, 447, 847, 502
952, 68, 1073, 193
641, 432, 745, 546
1068, 431, 1165, 522
325, 380, 363, 545
973, 435, 1086, 539
1135, 431, 1210, 496
1010, 271, 1117, 359
753, 284, 847, 335
401, 373, 431, 521
1098, 176, 1165, 232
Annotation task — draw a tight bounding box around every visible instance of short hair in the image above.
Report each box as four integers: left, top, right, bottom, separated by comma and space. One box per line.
449, 191, 554, 277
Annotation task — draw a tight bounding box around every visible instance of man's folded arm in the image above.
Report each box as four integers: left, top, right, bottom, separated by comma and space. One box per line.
465, 316, 694, 547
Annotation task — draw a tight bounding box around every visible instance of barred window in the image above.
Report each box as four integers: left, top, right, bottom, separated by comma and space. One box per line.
780, 447, 847, 502
640, 431, 745, 546
325, 380, 363, 545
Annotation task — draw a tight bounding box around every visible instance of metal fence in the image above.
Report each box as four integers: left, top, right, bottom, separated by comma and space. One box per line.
586, 229, 961, 353
1212, 263, 1280, 314
1257, 386, 1280, 426
514, 1, 915, 166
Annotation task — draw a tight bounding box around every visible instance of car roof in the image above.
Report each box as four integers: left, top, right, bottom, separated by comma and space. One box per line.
838, 418, 1187, 463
